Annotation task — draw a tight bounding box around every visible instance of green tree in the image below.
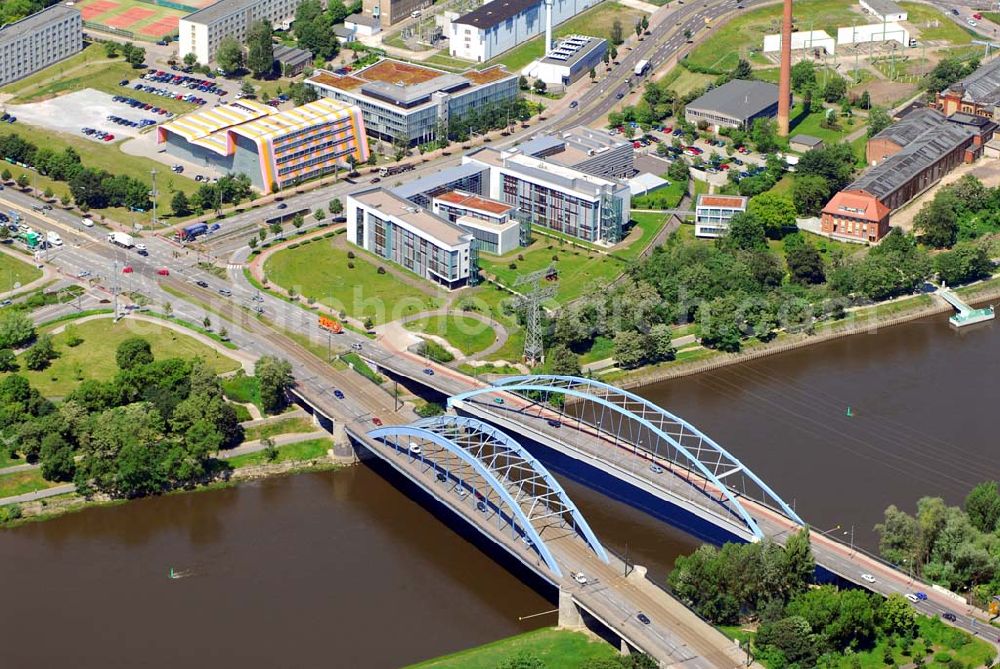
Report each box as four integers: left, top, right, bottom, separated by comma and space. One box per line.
797, 143, 857, 193
183, 52, 197, 67
612, 330, 649, 369
24, 334, 57, 371
879, 593, 917, 638
786, 240, 826, 285
667, 156, 689, 182
732, 58, 753, 80
649, 323, 675, 362
0, 349, 17, 372
792, 173, 831, 216
216, 36, 244, 73
329, 197, 343, 215
791, 60, 816, 91
547, 344, 581, 376
246, 19, 274, 78
16, 173, 29, 190
0, 310, 35, 349
104, 41, 119, 58
934, 242, 992, 286
747, 192, 796, 238
964, 481, 1000, 533
914, 196, 958, 248
867, 106, 892, 137
875, 504, 920, 566
240, 79, 256, 97
116, 336, 154, 370
171, 190, 191, 217
756, 616, 819, 667
750, 117, 779, 153
40, 433, 75, 482
823, 75, 847, 102
610, 19, 624, 45
722, 211, 767, 251
256, 356, 293, 415
533, 79, 547, 94
1, 168, 11, 182
497, 652, 545, 669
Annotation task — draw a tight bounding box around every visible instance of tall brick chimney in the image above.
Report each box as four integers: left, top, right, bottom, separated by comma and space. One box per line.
777, 0, 792, 136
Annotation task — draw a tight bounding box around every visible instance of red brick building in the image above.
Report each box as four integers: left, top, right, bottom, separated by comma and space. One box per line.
820, 191, 890, 243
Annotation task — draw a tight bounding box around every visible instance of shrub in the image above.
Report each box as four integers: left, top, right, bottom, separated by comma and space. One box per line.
935, 653, 953, 664
347, 250, 355, 259
347, 262, 354, 269
377, 266, 386, 274
551, 254, 559, 261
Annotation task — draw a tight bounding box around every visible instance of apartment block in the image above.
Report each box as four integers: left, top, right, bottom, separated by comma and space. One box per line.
178, 0, 304, 65
0, 5, 82, 87
347, 187, 472, 289
158, 98, 368, 193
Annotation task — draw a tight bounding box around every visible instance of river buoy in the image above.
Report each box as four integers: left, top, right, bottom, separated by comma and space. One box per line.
846, 407, 853, 417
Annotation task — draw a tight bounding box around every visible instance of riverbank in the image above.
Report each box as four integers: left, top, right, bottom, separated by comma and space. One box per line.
608, 276, 1000, 390
406, 628, 619, 669
0, 442, 353, 529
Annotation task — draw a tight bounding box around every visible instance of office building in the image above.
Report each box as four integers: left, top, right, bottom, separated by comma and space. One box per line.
158, 98, 368, 194
306, 58, 518, 146
685, 79, 787, 131
524, 35, 606, 89
347, 187, 472, 288
465, 146, 631, 244
432, 190, 521, 254
178, 0, 304, 65
449, 0, 599, 62
393, 163, 491, 208
694, 194, 748, 238
0, 5, 82, 87
514, 126, 634, 179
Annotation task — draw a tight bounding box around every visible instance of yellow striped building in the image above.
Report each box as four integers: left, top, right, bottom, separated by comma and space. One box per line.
157, 98, 368, 194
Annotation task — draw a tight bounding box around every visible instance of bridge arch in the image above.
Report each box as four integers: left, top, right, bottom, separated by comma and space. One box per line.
449, 375, 805, 541
368, 415, 609, 578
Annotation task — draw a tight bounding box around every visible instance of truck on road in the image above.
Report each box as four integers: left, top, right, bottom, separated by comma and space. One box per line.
634, 60, 650, 76
379, 164, 414, 178
179, 222, 208, 241
108, 231, 135, 248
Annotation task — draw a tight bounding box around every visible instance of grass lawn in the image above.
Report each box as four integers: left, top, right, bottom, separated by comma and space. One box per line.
632, 180, 687, 211
615, 212, 671, 260
785, 104, 866, 146
423, 53, 478, 71
243, 417, 314, 442
488, 3, 647, 72
0, 469, 59, 499
901, 2, 973, 44
686, 0, 859, 72
2, 45, 198, 116
0, 251, 43, 292
264, 238, 441, 324
406, 628, 618, 669
10, 317, 241, 397
223, 438, 332, 468
404, 314, 497, 355
479, 239, 628, 304
661, 67, 715, 96
769, 174, 794, 196
579, 334, 615, 364
222, 371, 261, 407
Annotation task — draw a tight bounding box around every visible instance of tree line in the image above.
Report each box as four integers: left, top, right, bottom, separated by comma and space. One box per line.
0, 132, 151, 212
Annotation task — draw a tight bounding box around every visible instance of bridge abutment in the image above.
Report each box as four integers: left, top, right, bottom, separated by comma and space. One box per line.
557, 588, 585, 630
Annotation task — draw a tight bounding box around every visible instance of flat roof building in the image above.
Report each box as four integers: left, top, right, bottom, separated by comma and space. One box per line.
158, 98, 368, 194
306, 58, 518, 146
685, 80, 788, 131
695, 195, 747, 238
361, 0, 430, 28
450, 0, 599, 63
432, 190, 522, 255
178, 0, 304, 65
525, 35, 606, 89
513, 126, 634, 179
347, 187, 472, 289
859, 0, 907, 22
0, 5, 82, 87
789, 134, 824, 153
465, 145, 631, 244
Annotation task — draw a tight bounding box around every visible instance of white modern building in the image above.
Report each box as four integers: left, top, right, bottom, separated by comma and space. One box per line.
347, 187, 473, 289
763, 29, 836, 55
306, 58, 518, 146
695, 194, 747, 238
0, 5, 82, 87
464, 146, 631, 244
859, 0, 907, 22
432, 190, 521, 254
178, 0, 304, 65
523, 35, 606, 89
449, 0, 600, 63
514, 126, 634, 179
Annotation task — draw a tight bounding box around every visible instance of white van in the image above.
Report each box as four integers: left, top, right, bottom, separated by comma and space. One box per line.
46, 231, 62, 246
81, 218, 94, 227
410, 9, 421, 17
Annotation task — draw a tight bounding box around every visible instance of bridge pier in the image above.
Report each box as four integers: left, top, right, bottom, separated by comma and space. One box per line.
557, 588, 584, 630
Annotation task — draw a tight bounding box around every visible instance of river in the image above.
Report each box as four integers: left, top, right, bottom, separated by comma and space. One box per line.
1, 308, 995, 667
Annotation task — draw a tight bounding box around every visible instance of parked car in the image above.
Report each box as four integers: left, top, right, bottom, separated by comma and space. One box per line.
372, 417, 383, 426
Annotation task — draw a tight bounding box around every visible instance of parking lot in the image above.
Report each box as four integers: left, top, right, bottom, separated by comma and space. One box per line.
4, 89, 154, 141
609, 123, 768, 177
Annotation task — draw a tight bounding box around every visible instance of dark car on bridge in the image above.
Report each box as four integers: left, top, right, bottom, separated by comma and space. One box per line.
333, 389, 344, 399
637, 613, 650, 625
547, 419, 562, 428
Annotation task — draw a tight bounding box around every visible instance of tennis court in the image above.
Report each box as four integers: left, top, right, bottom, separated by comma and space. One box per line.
74, 0, 187, 40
